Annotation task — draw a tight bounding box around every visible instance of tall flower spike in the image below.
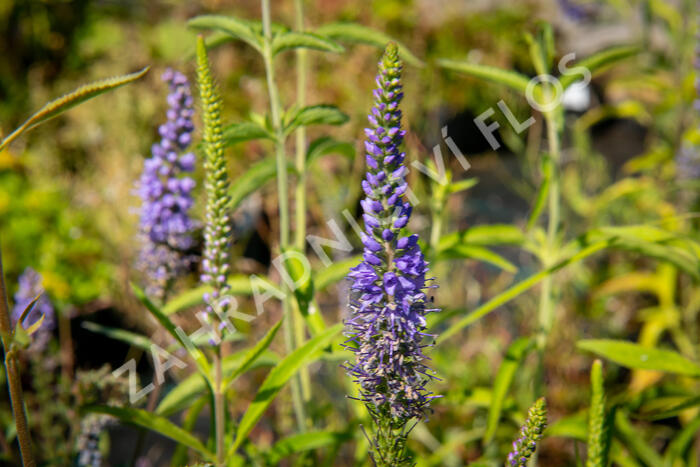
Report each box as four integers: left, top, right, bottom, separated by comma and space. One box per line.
196, 36, 232, 333
136, 68, 197, 301
11, 267, 55, 353
507, 398, 548, 467
344, 42, 439, 437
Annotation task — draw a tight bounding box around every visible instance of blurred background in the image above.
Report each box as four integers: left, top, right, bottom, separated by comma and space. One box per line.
0, 0, 698, 465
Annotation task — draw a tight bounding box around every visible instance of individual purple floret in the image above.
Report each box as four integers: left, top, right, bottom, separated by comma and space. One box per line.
11, 267, 55, 352
558, 0, 592, 22
344, 43, 439, 425
136, 68, 197, 301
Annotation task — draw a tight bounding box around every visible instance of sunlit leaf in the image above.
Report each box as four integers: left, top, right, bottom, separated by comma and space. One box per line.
0, 67, 149, 151
284, 105, 349, 135
156, 349, 279, 417
228, 323, 342, 456
484, 337, 533, 443
314, 255, 361, 291
577, 339, 700, 377
560, 46, 638, 90
222, 121, 273, 147
437, 244, 517, 272
266, 431, 352, 464
82, 322, 153, 351
188, 15, 262, 52
306, 136, 355, 163
223, 319, 283, 389
83, 405, 214, 460
315, 22, 422, 66
131, 283, 211, 379
271, 31, 344, 55
437, 60, 531, 95
162, 275, 265, 316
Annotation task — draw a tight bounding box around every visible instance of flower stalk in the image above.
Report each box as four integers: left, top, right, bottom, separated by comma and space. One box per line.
260, 0, 307, 432
344, 43, 439, 466
196, 35, 232, 466
0, 249, 36, 466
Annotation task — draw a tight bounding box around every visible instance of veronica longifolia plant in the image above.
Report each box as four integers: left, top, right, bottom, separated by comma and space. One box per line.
136, 68, 197, 301
344, 42, 439, 466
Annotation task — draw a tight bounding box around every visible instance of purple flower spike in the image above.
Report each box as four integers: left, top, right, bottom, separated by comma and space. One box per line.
136, 68, 197, 301
11, 267, 55, 353
344, 43, 439, 425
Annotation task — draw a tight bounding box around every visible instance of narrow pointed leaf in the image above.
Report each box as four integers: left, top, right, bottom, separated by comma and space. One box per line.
438, 224, 524, 251
15, 293, 41, 330
82, 322, 153, 351
83, 405, 214, 460
223, 319, 283, 389
188, 15, 262, 52
437, 59, 531, 95
484, 337, 533, 443
577, 339, 700, 377
131, 283, 211, 378
272, 31, 344, 55
266, 431, 352, 464
315, 22, 422, 66
306, 136, 355, 163
285, 105, 349, 135
315, 255, 362, 291
228, 323, 342, 456
0, 67, 149, 151
560, 46, 638, 90
162, 274, 259, 316
437, 244, 517, 272
156, 349, 279, 416
222, 121, 273, 147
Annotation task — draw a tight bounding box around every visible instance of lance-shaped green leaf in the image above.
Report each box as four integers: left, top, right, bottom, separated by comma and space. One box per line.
639, 394, 700, 421
484, 337, 533, 443
82, 322, 154, 351
560, 46, 638, 90
614, 410, 663, 466
440, 240, 609, 342
528, 154, 553, 229
315, 22, 422, 66
436, 244, 517, 273
156, 348, 279, 417
272, 31, 344, 55
266, 431, 352, 464
0, 67, 148, 151
587, 360, 612, 467
582, 226, 700, 280
162, 274, 260, 316
577, 340, 700, 377
188, 15, 262, 52
83, 405, 214, 460
663, 414, 700, 466
222, 319, 283, 389
131, 283, 211, 379
222, 121, 273, 148
284, 105, 349, 135
306, 136, 355, 163
437, 59, 531, 95
314, 255, 362, 291
438, 224, 524, 251
228, 323, 342, 456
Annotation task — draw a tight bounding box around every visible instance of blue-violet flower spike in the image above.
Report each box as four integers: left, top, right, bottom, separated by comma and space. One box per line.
344, 42, 439, 425
137, 68, 197, 301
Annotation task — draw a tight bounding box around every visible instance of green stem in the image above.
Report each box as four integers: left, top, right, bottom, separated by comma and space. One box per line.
214, 347, 225, 466
0, 247, 36, 466
536, 110, 561, 396
293, 0, 312, 405
261, 0, 306, 432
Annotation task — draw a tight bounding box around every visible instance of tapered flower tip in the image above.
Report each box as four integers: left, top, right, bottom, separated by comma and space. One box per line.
381, 42, 401, 68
